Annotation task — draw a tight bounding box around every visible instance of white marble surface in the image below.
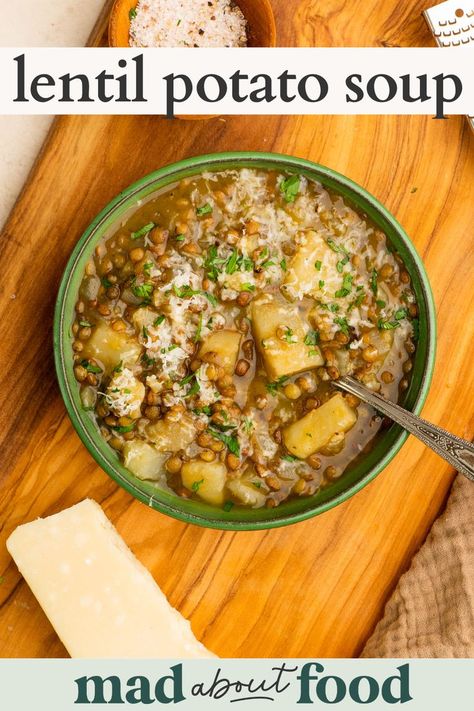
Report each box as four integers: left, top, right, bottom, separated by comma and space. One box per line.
0, 0, 105, 227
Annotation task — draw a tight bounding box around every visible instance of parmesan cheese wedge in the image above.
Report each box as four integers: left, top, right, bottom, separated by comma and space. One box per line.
6, 499, 215, 659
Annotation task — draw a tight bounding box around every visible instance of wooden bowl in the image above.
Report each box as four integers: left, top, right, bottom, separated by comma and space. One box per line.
109, 0, 277, 48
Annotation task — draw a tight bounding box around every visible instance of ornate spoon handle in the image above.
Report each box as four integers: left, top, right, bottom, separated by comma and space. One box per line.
336, 376, 474, 483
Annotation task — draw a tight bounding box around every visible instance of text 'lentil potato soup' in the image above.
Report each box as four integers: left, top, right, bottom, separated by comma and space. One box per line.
71, 169, 418, 511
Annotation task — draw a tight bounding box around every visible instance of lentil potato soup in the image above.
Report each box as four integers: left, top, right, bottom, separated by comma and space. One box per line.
71, 169, 418, 510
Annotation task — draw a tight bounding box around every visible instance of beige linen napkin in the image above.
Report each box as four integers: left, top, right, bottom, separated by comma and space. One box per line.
362, 475, 474, 657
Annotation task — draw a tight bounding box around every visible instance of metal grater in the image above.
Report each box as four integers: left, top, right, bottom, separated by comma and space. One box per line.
424, 0, 474, 131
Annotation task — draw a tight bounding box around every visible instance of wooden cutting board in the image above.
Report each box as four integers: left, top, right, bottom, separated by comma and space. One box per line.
0, 0, 473, 658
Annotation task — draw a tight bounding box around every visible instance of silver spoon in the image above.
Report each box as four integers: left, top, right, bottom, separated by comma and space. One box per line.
334, 376, 474, 482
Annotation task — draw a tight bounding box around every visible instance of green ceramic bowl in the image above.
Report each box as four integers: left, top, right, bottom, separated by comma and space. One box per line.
54, 152, 436, 530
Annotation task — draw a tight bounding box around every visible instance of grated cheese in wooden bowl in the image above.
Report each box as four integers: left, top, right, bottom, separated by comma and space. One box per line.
129, 0, 248, 48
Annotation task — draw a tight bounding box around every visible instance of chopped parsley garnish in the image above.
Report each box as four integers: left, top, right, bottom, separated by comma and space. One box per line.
315, 260, 322, 271
101, 277, 112, 289
370, 269, 378, 296
282, 327, 297, 344
203, 291, 218, 307
112, 422, 136, 434
329, 303, 340, 313
175, 234, 186, 242
281, 454, 298, 462
349, 292, 365, 310
153, 314, 165, 327
376, 299, 386, 309
205, 246, 253, 281
240, 283, 256, 292
227, 250, 254, 274
80, 360, 102, 374
334, 316, 350, 336
180, 372, 196, 386
189, 381, 201, 398
280, 174, 301, 203
141, 353, 156, 367
261, 260, 276, 269
327, 238, 351, 272
378, 308, 407, 331
209, 427, 240, 456
319, 280, 325, 288
378, 319, 399, 330
131, 222, 155, 240
171, 283, 217, 306
142, 326, 149, 340
194, 312, 203, 343
79, 320, 93, 328
325, 239, 350, 274
180, 372, 201, 398
280, 258, 287, 271
172, 284, 195, 299
196, 203, 213, 217
225, 249, 239, 274
304, 330, 320, 346
204, 245, 224, 281
243, 417, 254, 434
112, 360, 123, 374
335, 273, 353, 298
394, 307, 408, 320
193, 406, 212, 417
253, 481, 262, 489
177, 18, 182, 26
132, 282, 153, 302
192, 478, 204, 492
240, 256, 255, 271
143, 262, 154, 275
129, 7, 137, 20
223, 501, 234, 512
266, 376, 288, 395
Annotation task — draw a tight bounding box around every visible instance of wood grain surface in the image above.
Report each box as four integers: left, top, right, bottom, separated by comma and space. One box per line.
0, 0, 473, 658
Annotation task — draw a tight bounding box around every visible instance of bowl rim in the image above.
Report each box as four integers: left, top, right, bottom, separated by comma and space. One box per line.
54, 151, 437, 530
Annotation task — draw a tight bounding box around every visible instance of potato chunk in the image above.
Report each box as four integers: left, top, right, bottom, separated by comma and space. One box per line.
83, 321, 141, 373
251, 299, 323, 379
198, 330, 241, 375
122, 441, 166, 481
181, 461, 226, 506
282, 231, 340, 300
146, 415, 196, 452
283, 394, 357, 459
227, 477, 266, 508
